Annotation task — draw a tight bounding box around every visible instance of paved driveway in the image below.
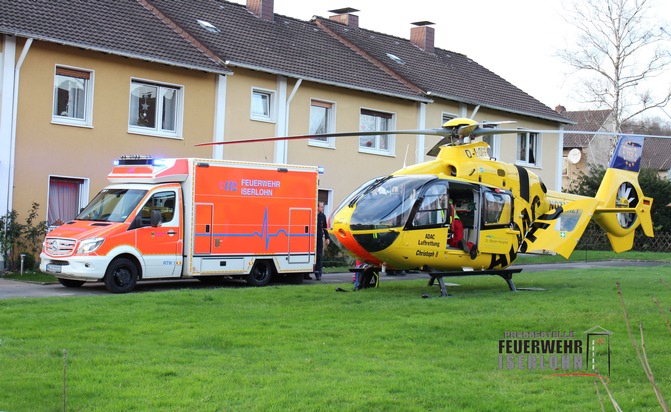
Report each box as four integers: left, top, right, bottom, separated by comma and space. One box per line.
1, 260, 668, 299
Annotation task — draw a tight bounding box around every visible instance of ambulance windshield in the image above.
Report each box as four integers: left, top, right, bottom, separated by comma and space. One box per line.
77, 188, 148, 223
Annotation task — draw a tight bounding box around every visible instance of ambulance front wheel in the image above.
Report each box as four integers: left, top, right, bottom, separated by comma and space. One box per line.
246, 260, 273, 287
104, 258, 139, 293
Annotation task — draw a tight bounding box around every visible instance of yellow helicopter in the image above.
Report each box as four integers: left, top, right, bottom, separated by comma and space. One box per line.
199, 118, 656, 296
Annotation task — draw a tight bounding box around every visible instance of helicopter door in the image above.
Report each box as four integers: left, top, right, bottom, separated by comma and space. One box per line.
477, 190, 518, 257
406, 181, 451, 253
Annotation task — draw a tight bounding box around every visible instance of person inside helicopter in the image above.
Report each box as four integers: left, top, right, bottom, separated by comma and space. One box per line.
447, 200, 475, 256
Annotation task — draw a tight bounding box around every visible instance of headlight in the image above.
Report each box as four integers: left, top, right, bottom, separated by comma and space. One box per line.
76, 237, 105, 254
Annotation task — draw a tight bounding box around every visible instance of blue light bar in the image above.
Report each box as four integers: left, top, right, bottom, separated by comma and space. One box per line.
115, 155, 153, 166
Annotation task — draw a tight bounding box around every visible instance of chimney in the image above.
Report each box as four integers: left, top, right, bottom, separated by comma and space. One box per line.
328, 7, 359, 28
410, 21, 435, 53
555, 105, 567, 114
247, 0, 274, 22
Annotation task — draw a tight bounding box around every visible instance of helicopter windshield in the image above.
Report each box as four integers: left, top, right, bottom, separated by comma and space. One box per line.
350, 175, 435, 230
77, 188, 148, 223
330, 176, 383, 221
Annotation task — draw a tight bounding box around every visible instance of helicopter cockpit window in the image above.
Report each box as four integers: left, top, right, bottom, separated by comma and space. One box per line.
349, 175, 433, 230
413, 183, 449, 227
483, 191, 512, 226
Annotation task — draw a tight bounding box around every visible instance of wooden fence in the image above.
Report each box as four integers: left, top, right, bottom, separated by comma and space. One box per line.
577, 229, 671, 252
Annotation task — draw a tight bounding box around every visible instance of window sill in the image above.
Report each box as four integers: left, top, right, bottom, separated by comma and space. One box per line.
308, 140, 336, 149
358, 148, 395, 157
127, 129, 182, 140
515, 161, 541, 169
250, 115, 276, 124
51, 119, 93, 129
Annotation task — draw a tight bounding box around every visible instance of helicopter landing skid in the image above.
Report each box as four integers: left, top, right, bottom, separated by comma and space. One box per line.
423, 268, 523, 298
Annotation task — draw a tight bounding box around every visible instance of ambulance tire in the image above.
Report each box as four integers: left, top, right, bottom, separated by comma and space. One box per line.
104, 258, 139, 293
246, 260, 273, 287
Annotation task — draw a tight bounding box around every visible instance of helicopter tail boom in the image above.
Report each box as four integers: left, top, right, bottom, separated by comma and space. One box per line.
525, 135, 652, 257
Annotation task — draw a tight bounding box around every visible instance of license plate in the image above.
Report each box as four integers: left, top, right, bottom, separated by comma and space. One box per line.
46, 263, 62, 274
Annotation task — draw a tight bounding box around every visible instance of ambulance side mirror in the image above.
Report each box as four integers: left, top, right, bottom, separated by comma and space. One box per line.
150, 210, 161, 227
151, 209, 161, 227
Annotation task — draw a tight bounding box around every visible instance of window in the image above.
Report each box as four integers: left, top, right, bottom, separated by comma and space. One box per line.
309, 100, 335, 147
483, 191, 512, 226
139, 191, 177, 226
129, 80, 182, 138
52, 66, 94, 127
412, 182, 449, 227
480, 123, 499, 159
251, 89, 275, 122
47, 176, 89, 228
517, 131, 539, 166
441, 113, 457, 125
359, 109, 394, 155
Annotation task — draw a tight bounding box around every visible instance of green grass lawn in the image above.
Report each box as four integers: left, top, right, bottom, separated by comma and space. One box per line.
2, 264, 671, 411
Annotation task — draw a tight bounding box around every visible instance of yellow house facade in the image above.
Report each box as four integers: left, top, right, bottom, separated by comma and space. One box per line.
1, 0, 570, 268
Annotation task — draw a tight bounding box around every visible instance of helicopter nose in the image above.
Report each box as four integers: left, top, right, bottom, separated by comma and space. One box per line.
331, 224, 384, 267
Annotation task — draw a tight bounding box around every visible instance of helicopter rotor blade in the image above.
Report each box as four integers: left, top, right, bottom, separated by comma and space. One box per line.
467, 127, 522, 137
524, 130, 671, 139
195, 128, 452, 146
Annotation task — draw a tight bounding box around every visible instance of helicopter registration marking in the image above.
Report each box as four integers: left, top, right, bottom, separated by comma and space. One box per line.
474, 147, 490, 159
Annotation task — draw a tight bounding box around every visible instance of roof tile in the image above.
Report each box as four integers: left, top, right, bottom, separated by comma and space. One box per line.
0, 0, 228, 74
147, 0, 426, 101
562, 110, 613, 147
314, 17, 569, 123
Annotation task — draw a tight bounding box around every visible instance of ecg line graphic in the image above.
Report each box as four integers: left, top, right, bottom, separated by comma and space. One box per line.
195, 207, 311, 250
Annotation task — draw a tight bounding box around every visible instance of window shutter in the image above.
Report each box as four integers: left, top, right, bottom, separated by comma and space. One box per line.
56, 67, 90, 80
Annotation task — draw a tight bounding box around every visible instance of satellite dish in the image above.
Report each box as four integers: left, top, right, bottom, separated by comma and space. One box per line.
567, 148, 582, 165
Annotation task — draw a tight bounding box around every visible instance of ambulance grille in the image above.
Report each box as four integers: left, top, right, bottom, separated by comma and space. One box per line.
44, 238, 77, 256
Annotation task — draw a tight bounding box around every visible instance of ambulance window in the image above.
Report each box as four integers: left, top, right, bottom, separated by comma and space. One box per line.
483, 192, 511, 226
140, 191, 176, 226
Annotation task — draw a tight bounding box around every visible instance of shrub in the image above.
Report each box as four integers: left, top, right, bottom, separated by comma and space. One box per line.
0, 203, 48, 271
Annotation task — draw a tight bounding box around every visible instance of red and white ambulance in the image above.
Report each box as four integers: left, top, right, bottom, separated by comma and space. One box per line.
40, 156, 318, 293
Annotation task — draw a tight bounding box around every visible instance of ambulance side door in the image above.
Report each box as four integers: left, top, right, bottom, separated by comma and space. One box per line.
134, 189, 183, 278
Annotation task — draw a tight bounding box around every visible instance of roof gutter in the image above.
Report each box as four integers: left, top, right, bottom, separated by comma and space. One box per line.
428, 90, 574, 125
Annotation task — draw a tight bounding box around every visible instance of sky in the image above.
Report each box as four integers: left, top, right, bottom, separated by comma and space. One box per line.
230, 0, 671, 119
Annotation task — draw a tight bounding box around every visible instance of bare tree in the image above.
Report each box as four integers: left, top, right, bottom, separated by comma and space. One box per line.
559, 0, 671, 133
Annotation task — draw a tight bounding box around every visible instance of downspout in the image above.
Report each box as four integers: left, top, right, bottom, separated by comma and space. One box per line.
556, 124, 565, 191
1, 37, 31, 269
284, 78, 302, 164
7, 38, 33, 218
276, 77, 302, 164
212, 74, 227, 160
416, 102, 426, 164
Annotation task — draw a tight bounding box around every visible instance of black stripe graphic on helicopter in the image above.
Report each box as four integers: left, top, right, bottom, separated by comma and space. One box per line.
520, 207, 564, 252
515, 166, 530, 202
488, 245, 518, 270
